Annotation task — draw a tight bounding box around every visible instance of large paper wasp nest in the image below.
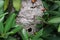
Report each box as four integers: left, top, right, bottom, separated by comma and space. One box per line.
16, 0, 44, 35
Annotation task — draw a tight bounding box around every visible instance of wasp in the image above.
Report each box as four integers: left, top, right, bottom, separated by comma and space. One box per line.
31, 0, 37, 4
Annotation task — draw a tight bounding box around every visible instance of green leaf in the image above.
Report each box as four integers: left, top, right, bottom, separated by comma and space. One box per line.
4, 0, 9, 11
42, 27, 53, 37
0, 13, 7, 18
48, 17, 60, 23
55, 1, 60, 6
11, 20, 16, 28
36, 24, 43, 29
8, 25, 23, 34
0, 13, 7, 34
4, 13, 16, 33
49, 4, 59, 11
22, 29, 29, 40
0, 17, 4, 34
42, 1, 49, 10
0, 0, 4, 14
46, 35, 60, 40
58, 24, 60, 32
32, 29, 43, 40
6, 36, 17, 40
32, 38, 43, 40
47, 11, 60, 15
0, 0, 4, 9
38, 38, 43, 40
36, 16, 43, 20
13, 0, 22, 11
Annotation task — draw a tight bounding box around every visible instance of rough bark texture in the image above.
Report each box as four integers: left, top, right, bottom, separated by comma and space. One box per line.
16, 0, 44, 35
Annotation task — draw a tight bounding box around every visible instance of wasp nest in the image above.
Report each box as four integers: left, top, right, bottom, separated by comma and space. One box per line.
16, 0, 44, 35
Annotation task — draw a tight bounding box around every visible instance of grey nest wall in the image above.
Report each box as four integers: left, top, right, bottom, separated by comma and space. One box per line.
16, 0, 44, 35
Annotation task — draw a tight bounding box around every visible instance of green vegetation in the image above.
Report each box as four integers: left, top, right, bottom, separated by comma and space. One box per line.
0, 0, 60, 40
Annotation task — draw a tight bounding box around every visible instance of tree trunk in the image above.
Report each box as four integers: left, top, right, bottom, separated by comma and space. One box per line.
16, 0, 44, 35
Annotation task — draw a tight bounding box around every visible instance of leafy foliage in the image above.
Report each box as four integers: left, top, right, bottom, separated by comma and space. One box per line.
13, 0, 22, 11
1, 0, 60, 40
4, 0, 9, 11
